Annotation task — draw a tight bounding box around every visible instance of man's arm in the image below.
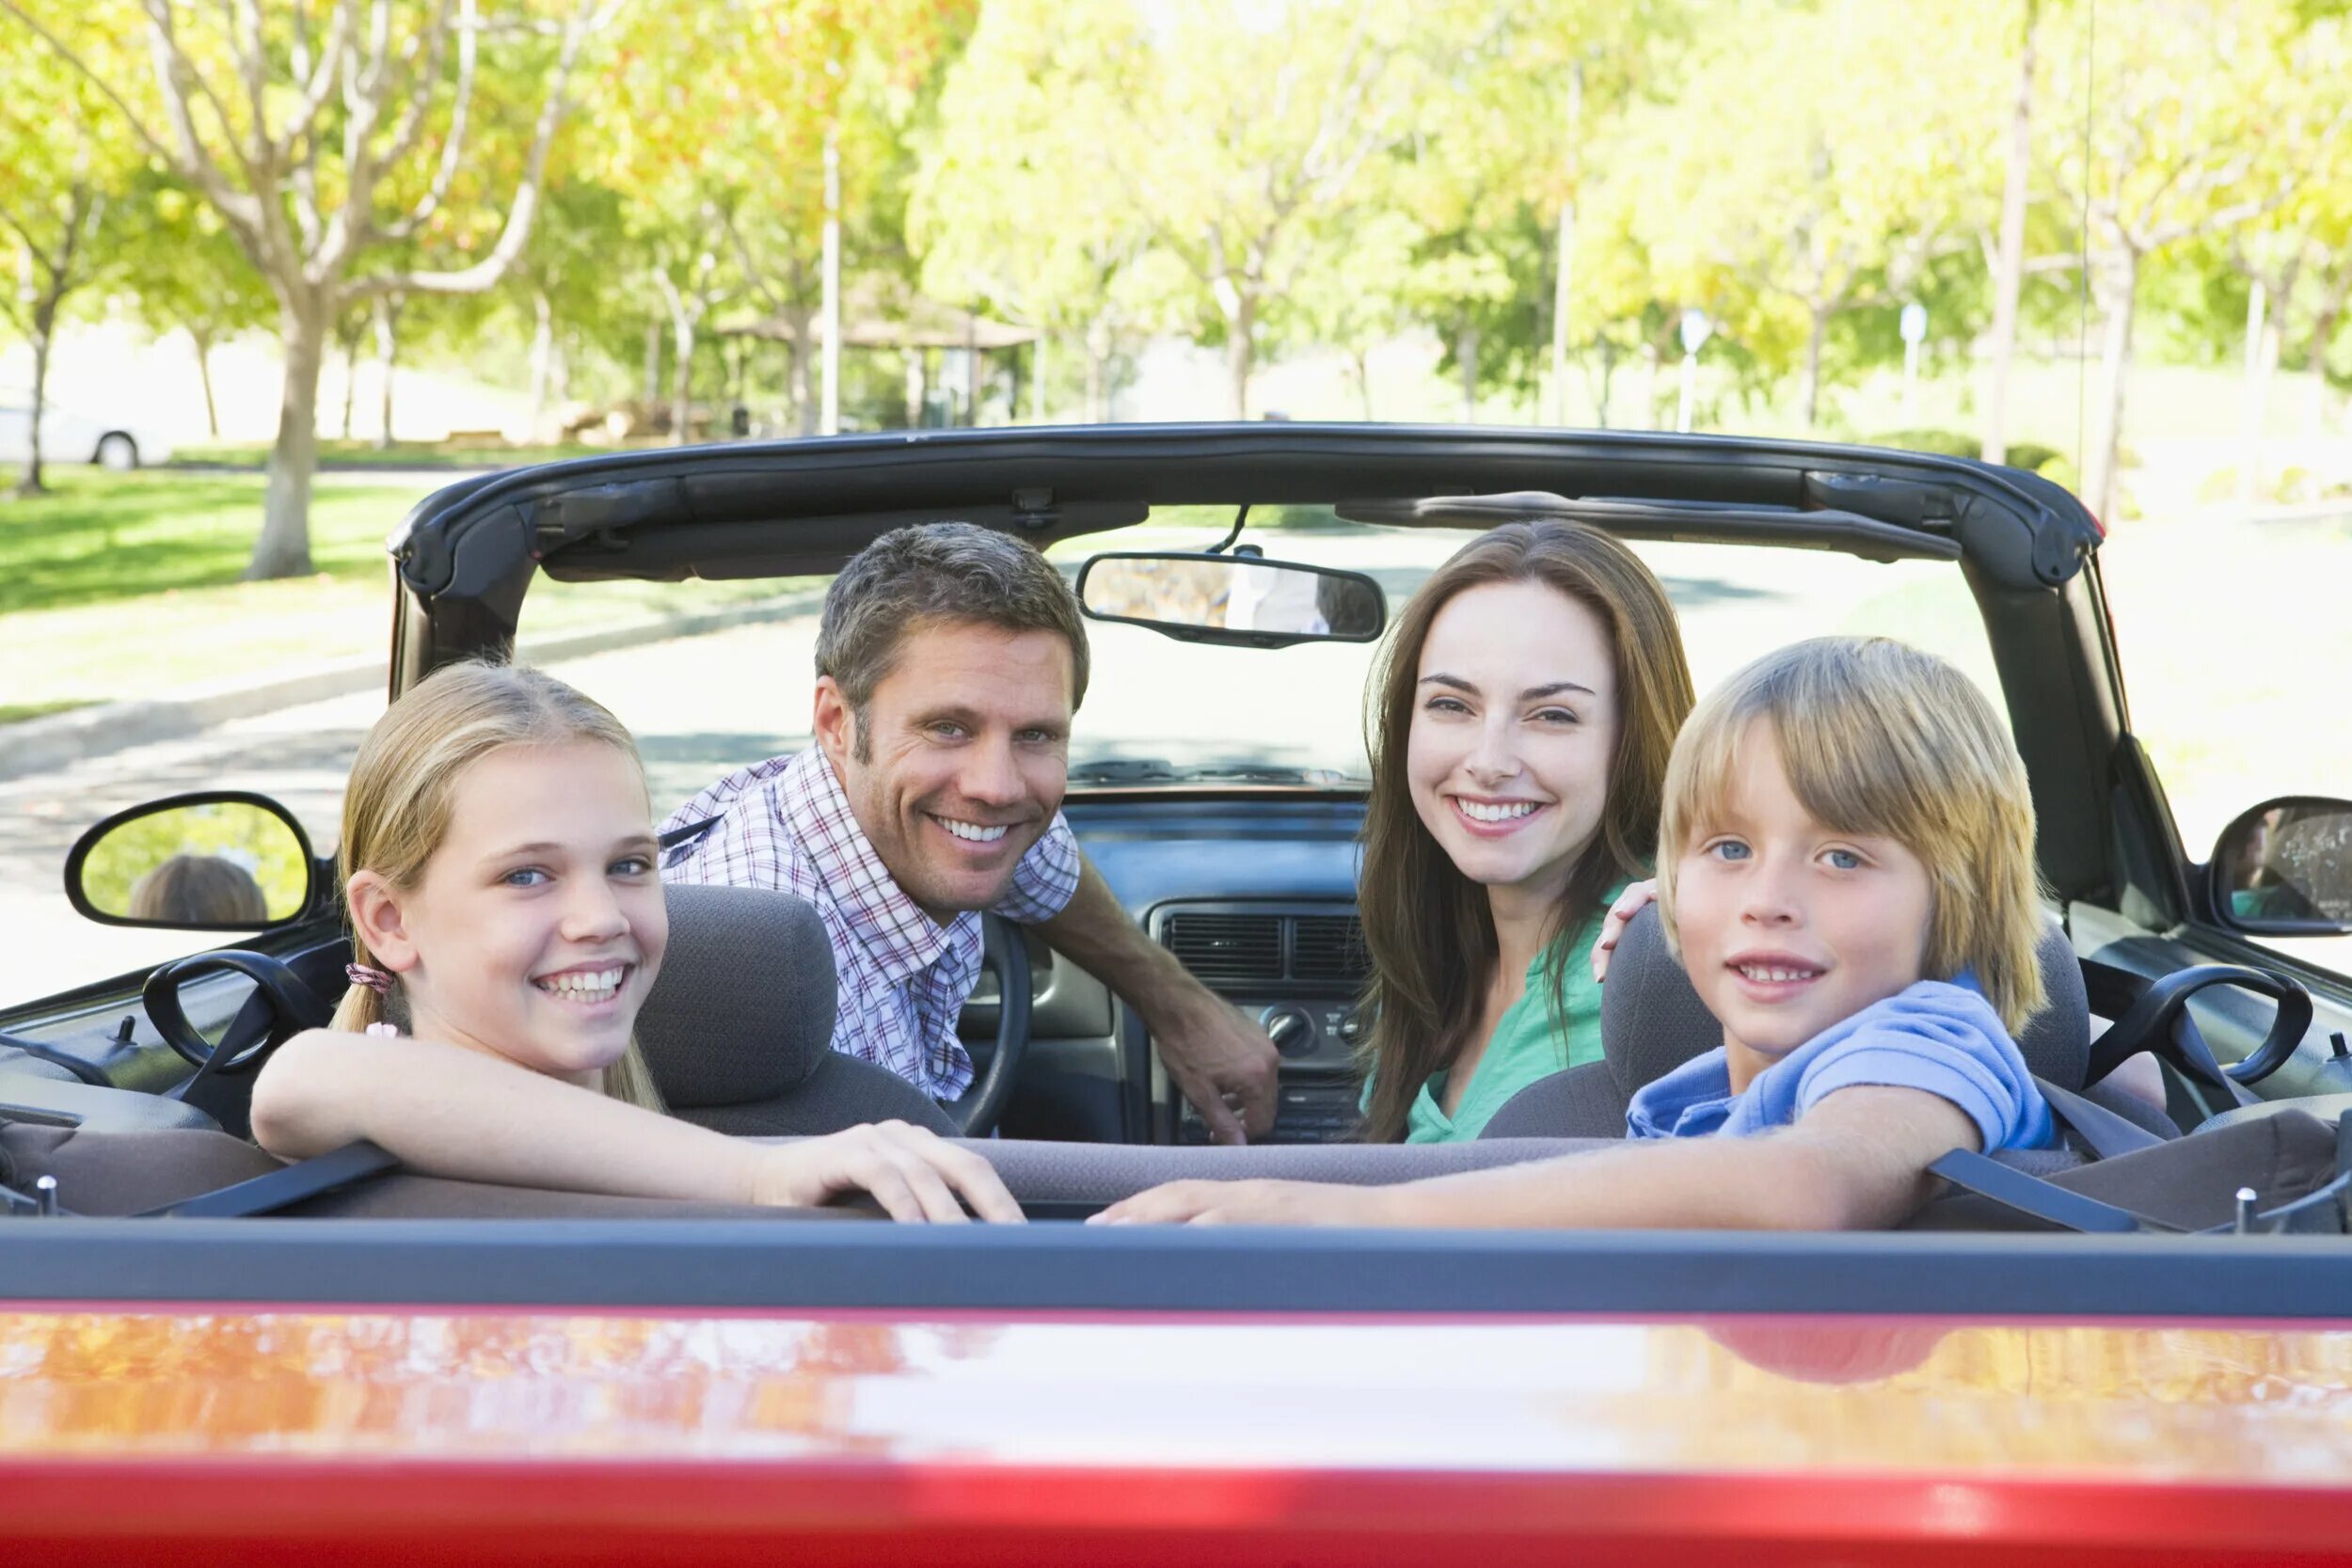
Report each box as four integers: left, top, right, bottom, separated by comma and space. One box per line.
1094, 1085, 1979, 1228
1028, 854, 1280, 1144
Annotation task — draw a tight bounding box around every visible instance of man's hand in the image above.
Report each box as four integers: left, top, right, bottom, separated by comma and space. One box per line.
1090, 1178, 1400, 1227
1149, 992, 1280, 1144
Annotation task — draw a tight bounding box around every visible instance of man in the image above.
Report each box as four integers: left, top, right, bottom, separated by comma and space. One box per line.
660, 522, 1279, 1142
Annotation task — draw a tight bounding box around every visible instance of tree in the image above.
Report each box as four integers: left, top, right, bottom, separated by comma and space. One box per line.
1603, 2, 1990, 434
4, 0, 619, 575
0, 59, 135, 493
2038, 0, 2328, 519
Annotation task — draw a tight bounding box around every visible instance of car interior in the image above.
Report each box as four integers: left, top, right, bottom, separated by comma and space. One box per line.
5, 427, 2350, 1238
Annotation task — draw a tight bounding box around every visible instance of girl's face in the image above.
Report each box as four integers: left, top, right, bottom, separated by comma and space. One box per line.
1673, 726, 1934, 1080
1406, 580, 1621, 911
363, 741, 666, 1085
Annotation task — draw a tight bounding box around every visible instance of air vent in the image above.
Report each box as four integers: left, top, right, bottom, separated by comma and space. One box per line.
1162, 913, 1283, 985
1292, 914, 1370, 986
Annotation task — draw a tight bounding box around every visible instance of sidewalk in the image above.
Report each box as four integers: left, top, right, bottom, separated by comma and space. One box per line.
0, 586, 826, 786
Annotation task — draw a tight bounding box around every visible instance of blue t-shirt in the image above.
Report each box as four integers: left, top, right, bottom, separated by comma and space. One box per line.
1624, 977, 2055, 1153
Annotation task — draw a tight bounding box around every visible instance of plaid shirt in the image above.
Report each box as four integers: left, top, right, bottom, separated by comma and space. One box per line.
658, 748, 1080, 1099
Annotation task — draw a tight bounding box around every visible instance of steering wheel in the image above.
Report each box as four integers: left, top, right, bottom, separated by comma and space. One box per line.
945, 914, 1030, 1136
144, 950, 332, 1078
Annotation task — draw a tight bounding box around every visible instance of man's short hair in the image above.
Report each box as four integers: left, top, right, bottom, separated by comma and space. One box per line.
816, 522, 1091, 720
1654, 636, 2048, 1033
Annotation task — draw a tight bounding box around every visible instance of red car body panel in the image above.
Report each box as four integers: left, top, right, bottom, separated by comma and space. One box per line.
6, 1305, 2352, 1564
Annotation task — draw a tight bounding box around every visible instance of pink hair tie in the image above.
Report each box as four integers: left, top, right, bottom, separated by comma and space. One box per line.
345, 963, 394, 995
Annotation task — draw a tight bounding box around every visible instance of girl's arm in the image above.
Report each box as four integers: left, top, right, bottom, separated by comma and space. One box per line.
1091, 1085, 1979, 1231
250, 1028, 1022, 1223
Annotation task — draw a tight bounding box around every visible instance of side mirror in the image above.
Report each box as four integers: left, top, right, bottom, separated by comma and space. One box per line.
1075, 550, 1386, 649
2209, 796, 2352, 936
65, 791, 320, 932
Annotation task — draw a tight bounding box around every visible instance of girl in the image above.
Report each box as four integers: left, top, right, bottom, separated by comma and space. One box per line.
249, 661, 1022, 1224
1100, 637, 2054, 1227
1355, 520, 1695, 1142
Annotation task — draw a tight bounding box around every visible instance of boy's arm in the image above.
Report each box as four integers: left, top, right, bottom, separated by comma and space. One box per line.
1093, 1086, 1980, 1230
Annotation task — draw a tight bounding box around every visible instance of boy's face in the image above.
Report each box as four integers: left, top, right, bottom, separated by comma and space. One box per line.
1673, 726, 1934, 1085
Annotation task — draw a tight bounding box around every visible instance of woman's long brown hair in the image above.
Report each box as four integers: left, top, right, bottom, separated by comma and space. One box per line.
1355, 521, 1693, 1143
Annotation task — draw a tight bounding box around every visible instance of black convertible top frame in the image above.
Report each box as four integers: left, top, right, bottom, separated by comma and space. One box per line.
385, 424, 2128, 904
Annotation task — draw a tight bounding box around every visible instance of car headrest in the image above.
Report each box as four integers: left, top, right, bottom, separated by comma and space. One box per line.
1598, 903, 2091, 1095
634, 883, 839, 1109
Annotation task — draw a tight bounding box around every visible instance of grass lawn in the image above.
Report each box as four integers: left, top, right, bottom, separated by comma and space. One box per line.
0, 470, 782, 717
171, 437, 626, 471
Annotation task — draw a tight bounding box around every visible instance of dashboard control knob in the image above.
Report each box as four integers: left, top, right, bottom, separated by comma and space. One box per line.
1261, 1006, 1315, 1056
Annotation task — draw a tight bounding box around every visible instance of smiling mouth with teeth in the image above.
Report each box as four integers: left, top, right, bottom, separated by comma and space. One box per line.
1732, 963, 1824, 984
1454, 799, 1542, 824
936, 816, 1011, 844
534, 965, 629, 1004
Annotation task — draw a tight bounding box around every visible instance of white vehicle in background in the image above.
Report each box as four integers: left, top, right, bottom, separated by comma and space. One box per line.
0, 394, 174, 470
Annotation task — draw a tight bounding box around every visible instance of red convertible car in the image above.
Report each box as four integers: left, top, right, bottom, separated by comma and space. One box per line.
4, 424, 2350, 1563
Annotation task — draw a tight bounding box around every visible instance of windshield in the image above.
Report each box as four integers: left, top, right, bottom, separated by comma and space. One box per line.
525, 514, 2004, 807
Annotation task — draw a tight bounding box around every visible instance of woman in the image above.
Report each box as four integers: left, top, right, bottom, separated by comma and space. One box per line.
1355, 520, 1694, 1143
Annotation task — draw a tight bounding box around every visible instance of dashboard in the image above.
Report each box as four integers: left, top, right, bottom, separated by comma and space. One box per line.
964, 792, 1372, 1146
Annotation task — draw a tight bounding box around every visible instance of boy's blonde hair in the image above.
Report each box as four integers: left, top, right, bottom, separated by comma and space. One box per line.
327, 660, 666, 1113
1655, 637, 2047, 1032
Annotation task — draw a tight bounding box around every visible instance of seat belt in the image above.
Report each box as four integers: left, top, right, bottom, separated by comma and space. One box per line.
2034, 1075, 2166, 1161
1926, 1148, 2169, 1233
138, 1139, 399, 1219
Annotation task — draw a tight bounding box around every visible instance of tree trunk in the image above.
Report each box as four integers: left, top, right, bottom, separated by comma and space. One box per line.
1457, 321, 1480, 423
641, 316, 661, 411
1981, 0, 2039, 463
788, 306, 817, 436
2088, 249, 2140, 525
249, 291, 331, 579
14, 295, 58, 497
1549, 61, 1584, 427
526, 290, 555, 444
1354, 347, 1374, 420
191, 325, 221, 439
373, 293, 402, 451
1799, 305, 1829, 434
1224, 295, 1254, 420
338, 313, 364, 440
1085, 316, 1111, 422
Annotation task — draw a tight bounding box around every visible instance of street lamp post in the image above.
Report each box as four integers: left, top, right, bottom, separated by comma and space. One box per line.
1899, 302, 1929, 427
1676, 309, 1711, 434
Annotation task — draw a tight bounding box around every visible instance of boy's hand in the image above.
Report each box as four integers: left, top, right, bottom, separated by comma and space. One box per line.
1590, 879, 1660, 982
1090, 1178, 1401, 1227
755, 1122, 1025, 1223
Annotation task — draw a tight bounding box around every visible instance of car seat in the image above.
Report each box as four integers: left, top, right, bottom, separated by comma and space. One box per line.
1478, 903, 2157, 1142
633, 883, 956, 1136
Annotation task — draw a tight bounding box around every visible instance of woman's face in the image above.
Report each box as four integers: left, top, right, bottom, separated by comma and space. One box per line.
1405, 580, 1621, 910
366, 741, 667, 1085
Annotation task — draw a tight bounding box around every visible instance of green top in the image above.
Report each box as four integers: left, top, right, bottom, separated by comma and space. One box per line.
1361, 887, 1621, 1146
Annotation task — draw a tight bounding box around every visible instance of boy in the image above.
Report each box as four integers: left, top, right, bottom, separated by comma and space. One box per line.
1094, 637, 2055, 1229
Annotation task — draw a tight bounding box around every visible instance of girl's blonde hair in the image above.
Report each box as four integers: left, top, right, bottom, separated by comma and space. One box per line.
328, 660, 667, 1113
1655, 637, 2048, 1033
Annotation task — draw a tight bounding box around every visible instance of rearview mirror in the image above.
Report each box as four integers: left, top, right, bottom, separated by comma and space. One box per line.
1075, 551, 1385, 648
65, 792, 319, 931
2210, 796, 2352, 936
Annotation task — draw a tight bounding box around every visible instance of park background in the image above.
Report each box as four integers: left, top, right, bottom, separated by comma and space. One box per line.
2, 0, 2348, 985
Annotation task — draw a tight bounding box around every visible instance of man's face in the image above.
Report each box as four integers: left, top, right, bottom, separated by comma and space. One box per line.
816, 618, 1074, 923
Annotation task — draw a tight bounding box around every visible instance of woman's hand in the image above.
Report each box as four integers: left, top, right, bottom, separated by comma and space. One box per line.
1089, 1178, 1402, 1227
755, 1121, 1025, 1223
1590, 879, 1659, 982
